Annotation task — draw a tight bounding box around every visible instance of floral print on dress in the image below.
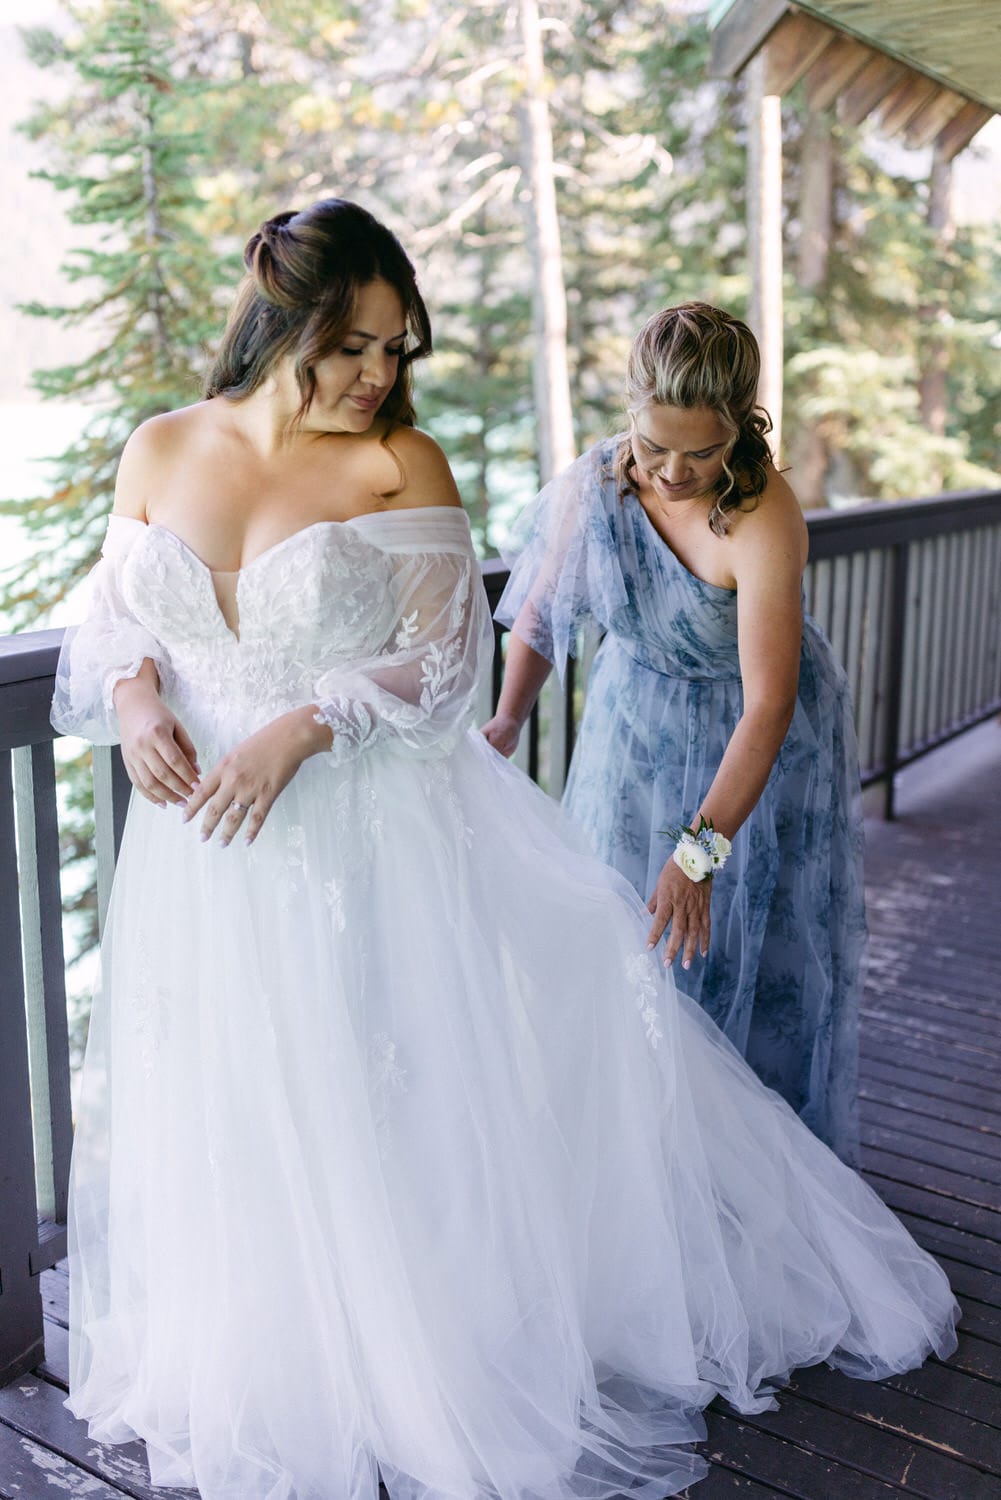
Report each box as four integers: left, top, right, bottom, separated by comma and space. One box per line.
498, 437, 866, 1163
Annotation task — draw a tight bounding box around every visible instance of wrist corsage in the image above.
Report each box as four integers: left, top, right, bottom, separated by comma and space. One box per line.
665, 816, 732, 883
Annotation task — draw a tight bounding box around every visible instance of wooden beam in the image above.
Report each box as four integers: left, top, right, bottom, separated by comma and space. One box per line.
709, 0, 788, 81
838, 54, 909, 128
934, 99, 994, 162
904, 88, 968, 151
804, 33, 872, 113
878, 73, 940, 137
763, 11, 833, 97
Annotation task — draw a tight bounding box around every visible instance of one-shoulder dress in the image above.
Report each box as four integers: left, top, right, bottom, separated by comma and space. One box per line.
497, 438, 867, 1163
50, 503, 951, 1500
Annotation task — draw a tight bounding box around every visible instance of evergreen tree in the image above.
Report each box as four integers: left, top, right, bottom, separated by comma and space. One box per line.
2, 0, 234, 627
3, 0, 235, 995
780, 92, 1001, 502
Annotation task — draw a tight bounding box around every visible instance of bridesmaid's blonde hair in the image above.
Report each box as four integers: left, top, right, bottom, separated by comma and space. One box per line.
616, 303, 774, 535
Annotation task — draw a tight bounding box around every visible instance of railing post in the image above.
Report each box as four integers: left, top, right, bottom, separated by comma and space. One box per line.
880, 542, 910, 820
93, 743, 132, 937
0, 751, 46, 1384
12, 743, 73, 1266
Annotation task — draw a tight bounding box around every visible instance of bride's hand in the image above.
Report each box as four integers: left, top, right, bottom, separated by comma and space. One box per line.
646, 859, 712, 970
183, 708, 330, 848
115, 676, 200, 807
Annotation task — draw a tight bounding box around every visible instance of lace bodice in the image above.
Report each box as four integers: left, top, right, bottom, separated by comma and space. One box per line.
52, 507, 493, 766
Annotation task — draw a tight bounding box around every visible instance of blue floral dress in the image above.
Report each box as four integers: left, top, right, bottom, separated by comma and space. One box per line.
497, 438, 866, 1163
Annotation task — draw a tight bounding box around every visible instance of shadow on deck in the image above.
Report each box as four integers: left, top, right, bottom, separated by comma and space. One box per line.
1, 725, 999, 1499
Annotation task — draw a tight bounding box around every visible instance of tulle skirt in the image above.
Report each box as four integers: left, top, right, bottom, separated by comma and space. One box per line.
66, 729, 959, 1500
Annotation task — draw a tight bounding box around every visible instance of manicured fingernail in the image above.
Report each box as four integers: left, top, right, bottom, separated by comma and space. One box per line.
219, 837, 230, 849
200, 831, 210, 842
683, 959, 691, 970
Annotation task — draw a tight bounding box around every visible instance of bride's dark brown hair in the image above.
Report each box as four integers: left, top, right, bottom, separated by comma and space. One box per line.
204, 198, 432, 435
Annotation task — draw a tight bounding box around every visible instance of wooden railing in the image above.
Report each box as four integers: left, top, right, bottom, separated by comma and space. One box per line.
1, 486, 999, 1384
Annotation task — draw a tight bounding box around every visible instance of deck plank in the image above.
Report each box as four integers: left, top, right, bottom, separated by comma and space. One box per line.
0, 1376, 195, 1500
0, 1415, 136, 1499
737, 1390, 997, 1498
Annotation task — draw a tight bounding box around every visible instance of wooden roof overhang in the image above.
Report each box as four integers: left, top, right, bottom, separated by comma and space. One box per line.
709, 0, 999, 160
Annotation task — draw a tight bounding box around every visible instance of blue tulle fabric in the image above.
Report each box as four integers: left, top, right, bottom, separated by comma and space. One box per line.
497, 439, 866, 1164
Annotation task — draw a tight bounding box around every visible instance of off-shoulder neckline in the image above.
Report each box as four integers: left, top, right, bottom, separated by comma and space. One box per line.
109, 506, 468, 575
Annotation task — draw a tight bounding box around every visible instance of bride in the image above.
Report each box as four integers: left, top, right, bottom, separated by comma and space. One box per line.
53, 198, 958, 1500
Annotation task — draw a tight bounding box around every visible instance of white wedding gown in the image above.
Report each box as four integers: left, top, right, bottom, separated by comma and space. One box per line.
53, 506, 958, 1500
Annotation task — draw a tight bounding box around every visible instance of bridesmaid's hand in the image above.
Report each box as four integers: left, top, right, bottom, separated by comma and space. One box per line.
183, 708, 330, 848
115, 677, 200, 808
646, 859, 712, 970
480, 711, 523, 758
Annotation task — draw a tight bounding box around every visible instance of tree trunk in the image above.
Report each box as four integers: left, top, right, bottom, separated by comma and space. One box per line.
918, 145, 954, 460
139, 90, 170, 370
797, 107, 833, 293
518, 0, 575, 484
746, 49, 784, 461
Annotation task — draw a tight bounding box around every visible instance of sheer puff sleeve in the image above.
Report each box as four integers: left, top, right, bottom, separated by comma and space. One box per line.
313, 507, 494, 766
493, 440, 628, 681
50, 515, 169, 745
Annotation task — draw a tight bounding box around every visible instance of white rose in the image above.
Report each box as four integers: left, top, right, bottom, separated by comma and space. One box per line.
712, 833, 732, 861
673, 839, 714, 882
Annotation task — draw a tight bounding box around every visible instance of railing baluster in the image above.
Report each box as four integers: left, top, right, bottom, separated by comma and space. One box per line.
929, 534, 949, 738
854, 548, 880, 773
953, 531, 971, 728
844, 551, 864, 722
988, 526, 1001, 701
880, 543, 910, 819
92, 744, 132, 938
920, 537, 936, 748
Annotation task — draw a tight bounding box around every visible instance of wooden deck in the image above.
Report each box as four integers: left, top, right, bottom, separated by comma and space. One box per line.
1, 724, 999, 1499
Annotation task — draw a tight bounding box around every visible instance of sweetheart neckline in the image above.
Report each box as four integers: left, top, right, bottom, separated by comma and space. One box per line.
145, 508, 460, 577
139, 518, 393, 646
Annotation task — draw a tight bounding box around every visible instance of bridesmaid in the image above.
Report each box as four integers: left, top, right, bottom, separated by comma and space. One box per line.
486, 303, 866, 1163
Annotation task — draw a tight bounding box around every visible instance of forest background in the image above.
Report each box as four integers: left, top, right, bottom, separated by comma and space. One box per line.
1, 0, 999, 1047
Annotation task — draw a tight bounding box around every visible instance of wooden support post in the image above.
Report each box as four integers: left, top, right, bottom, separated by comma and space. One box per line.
0, 752, 45, 1384
746, 49, 784, 459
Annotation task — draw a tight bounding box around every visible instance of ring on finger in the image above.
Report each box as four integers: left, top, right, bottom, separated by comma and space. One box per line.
230, 800, 252, 813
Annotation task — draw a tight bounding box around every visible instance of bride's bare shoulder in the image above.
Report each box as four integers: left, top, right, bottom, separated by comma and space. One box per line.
113, 403, 216, 520
373, 425, 463, 511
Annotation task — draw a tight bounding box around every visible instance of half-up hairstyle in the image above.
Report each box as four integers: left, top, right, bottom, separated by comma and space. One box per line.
615, 302, 773, 536
204, 198, 432, 435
